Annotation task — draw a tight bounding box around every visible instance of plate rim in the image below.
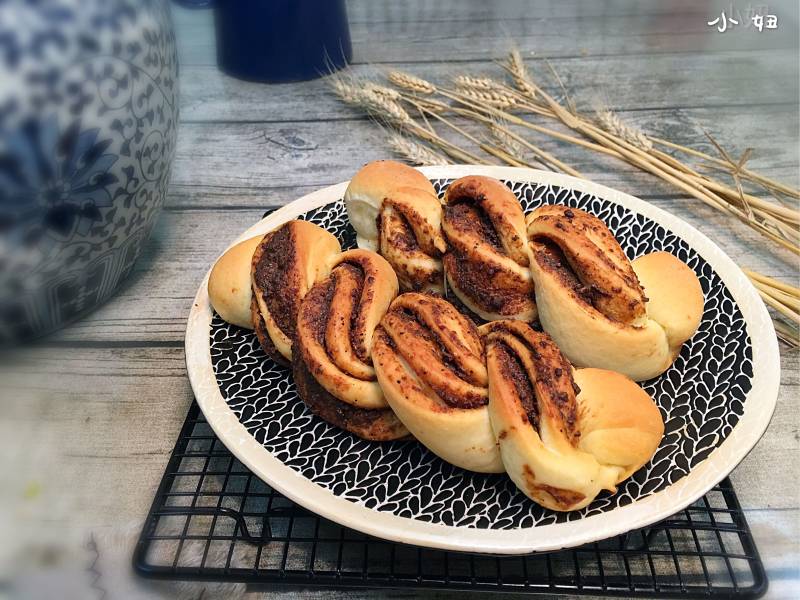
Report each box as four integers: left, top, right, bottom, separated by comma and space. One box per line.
185, 165, 779, 554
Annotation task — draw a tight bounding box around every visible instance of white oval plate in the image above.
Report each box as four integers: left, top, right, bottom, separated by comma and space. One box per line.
185, 166, 779, 554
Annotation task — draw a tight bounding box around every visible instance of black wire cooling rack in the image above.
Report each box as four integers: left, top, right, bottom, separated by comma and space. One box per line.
133, 401, 767, 598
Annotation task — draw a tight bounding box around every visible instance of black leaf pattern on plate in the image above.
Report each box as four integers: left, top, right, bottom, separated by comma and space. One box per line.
209, 180, 752, 530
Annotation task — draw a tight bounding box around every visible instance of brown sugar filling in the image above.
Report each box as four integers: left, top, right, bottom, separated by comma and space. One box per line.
379, 209, 419, 254
493, 340, 540, 432
253, 225, 301, 339
302, 262, 373, 379
385, 306, 487, 409
444, 201, 503, 251
531, 239, 597, 307
489, 324, 581, 445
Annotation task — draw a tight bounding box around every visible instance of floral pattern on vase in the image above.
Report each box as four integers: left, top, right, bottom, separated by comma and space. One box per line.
0, 0, 178, 342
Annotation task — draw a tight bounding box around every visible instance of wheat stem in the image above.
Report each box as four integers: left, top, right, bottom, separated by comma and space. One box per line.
651, 137, 800, 199
744, 269, 800, 296
773, 320, 800, 348
758, 287, 800, 325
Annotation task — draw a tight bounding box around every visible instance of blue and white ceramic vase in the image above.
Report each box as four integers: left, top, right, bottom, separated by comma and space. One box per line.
0, 0, 178, 343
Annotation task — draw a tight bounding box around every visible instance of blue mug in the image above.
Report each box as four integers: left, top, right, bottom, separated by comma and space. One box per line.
176, 0, 352, 82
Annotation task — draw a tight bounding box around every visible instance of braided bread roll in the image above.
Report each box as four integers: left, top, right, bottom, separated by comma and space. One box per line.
294, 249, 409, 441
372, 293, 504, 472
484, 320, 663, 511
344, 160, 447, 293
526, 205, 703, 381
442, 176, 536, 322
251, 220, 341, 366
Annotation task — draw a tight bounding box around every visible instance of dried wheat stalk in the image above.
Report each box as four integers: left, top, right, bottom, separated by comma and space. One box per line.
387, 132, 451, 166
595, 109, 653, 151
507, 48, 538, 99
387, 71, 435, 95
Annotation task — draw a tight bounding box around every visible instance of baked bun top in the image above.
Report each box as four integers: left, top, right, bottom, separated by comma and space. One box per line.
527, 204, 646, 325
526, 204, 704, 380
484, 320, 664, 510
632, 251, 704, 349
344, 160, 446, 293
574, 368, 665, 482
208, 235, 264, 329
372, 292, 504, 473
378, 292, 488, 410
295, 248, 399, 410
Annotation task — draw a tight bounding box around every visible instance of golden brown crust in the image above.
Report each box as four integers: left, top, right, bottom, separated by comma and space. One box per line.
372, 293, 504, 473
295, 249, 399, 409
250, 220, 341, 362
521, 464, 587, 509
379, 293, 488, 409
346, 160, 436, 205
527, 205, 645, 324
484, 320, 620, 511
208, 235, 264, 329
482, 320, 579, 444
526, 205, 703, 381
485, 319, 665, 511
442, 176, 536, 322
292, 338, 409, 441
378, 187, 447, 293
345, 161, 446, 293
573, 368, 665, 482
631, 251, 704, 351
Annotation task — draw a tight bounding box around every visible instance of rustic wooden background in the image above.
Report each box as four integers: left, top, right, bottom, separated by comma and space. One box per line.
2, 1, 798, 598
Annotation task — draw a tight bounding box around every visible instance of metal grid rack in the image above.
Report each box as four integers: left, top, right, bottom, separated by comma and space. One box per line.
133, 401, 767, 598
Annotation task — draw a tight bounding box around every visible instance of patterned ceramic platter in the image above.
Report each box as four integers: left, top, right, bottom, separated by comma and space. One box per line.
185, 166, 779, 554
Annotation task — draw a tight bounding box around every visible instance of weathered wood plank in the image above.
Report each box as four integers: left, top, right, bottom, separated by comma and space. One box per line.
173, 2, 799, 67
177, 49, 800, 125
168, 105, 799, 196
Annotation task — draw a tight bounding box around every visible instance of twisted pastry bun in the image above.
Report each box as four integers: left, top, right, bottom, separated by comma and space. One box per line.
251, 220, 342, 366
526, 205, 703, 381
294, 249, 409, 441
442, 176, 536, 322
484, 320, 663, 511
208, 235, 264, 329
372, 293, 504, 472
344, 160, 447, 293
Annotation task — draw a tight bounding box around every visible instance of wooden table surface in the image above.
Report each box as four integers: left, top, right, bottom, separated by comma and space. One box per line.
2, 1, 798, 598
